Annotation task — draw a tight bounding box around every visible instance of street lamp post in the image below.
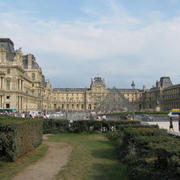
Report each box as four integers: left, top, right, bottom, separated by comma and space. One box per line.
41, 89, 44, 112
26, 90, 28, 113
2, 93, 5, 111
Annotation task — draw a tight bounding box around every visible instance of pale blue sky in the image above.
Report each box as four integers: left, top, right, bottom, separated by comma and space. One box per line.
0, 0, 180, 88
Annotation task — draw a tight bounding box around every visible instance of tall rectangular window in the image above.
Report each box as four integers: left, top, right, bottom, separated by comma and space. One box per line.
32, 73, 35, 81
6, 79, 10, 90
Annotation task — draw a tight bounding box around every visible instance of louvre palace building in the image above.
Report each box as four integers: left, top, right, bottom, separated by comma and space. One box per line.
0, 38, 179, 112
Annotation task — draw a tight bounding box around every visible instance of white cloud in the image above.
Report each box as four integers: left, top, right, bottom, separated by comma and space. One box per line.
0, 2, 180, 87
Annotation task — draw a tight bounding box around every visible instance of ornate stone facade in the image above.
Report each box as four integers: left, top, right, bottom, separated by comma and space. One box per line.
53, 77, 142, 112
1, 38, 162, 112
140, 77, 180, 112
0, 38, 54, 112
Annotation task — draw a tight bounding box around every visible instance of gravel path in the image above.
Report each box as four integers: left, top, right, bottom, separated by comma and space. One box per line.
12, 135, 72, 180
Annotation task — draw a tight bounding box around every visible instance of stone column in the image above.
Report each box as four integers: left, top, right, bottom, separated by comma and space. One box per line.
21, 96, 23, 111
19, 80, 21, 91
18, 79, 20, 90
2, 94, 5, 109
17, 96, 19, 111
0, 96, 2, 108
1, 77, 3, 89
21, 80, 23, 91
20, 80, 22, 91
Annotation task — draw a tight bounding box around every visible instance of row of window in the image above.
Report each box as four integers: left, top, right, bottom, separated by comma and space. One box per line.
165, 102, 180, 109
61, 104, 84, 110
3, 79, 34, 92
54, 94, 84, 98
163, 94, 179, 100
164, 88, 179, 95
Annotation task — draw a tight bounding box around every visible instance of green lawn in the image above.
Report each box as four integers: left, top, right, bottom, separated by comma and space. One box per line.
48, 133, 128, 180
0, 144, 48, 180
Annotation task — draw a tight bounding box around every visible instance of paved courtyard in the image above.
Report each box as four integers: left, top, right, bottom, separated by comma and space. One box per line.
147, 121, 180, 133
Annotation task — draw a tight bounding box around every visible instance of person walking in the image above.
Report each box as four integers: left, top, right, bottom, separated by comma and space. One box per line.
102, 115, 107, 120
169, 117, 174, 131
178, 115, 180, 132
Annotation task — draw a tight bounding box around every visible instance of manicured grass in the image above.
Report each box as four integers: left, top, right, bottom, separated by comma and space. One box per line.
48, 133, 128, 180
0, 144, 48, 180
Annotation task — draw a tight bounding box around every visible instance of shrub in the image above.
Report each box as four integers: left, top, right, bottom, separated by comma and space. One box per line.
0, 116, 43, 161
43, 119, 69, 134
43, 119, 141, 134
115, 127, 180, 180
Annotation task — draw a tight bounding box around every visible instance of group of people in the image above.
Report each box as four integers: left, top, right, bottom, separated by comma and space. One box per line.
169, 116, 180, 132
126, 114, 133, 120
0, 110, 51, 119
96, 115, 107, 121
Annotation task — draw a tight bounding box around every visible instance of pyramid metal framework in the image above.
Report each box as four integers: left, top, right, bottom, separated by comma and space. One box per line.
96, 89, 135, 112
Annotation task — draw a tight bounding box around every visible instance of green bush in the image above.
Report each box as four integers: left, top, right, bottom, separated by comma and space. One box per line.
43, 119, 69, 134
0, 116, 43, 161
106, 131, 120, 141
114, 127, 180, 180
43, 119, 141, 134
105, 121, 180, 179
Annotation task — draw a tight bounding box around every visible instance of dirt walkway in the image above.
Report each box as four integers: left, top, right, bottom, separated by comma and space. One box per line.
12, 135, 72, 180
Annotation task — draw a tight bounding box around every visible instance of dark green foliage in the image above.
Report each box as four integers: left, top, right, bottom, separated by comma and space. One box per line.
43, 119, 141, 134
43, 119, 69, 133
0, 116, 43, 161
106, 131, 120, 141
107, 125, 180, 180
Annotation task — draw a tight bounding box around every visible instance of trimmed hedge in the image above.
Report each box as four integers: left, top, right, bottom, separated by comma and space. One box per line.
107, 126, 180, 180
0, 116, 43, 161
43, 119, 141, 134
43, 119, 69, 134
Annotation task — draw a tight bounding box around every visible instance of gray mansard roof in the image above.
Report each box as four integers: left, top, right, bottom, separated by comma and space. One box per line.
91, 77, 105, 86
0, 38, 15, 61
160, 77, 173, 88
108, 88, 141, 93
23, 55, 40, 69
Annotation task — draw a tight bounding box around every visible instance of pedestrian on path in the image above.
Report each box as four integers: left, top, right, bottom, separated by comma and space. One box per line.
169, 117, 174, 131
178, 115, 180, 132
